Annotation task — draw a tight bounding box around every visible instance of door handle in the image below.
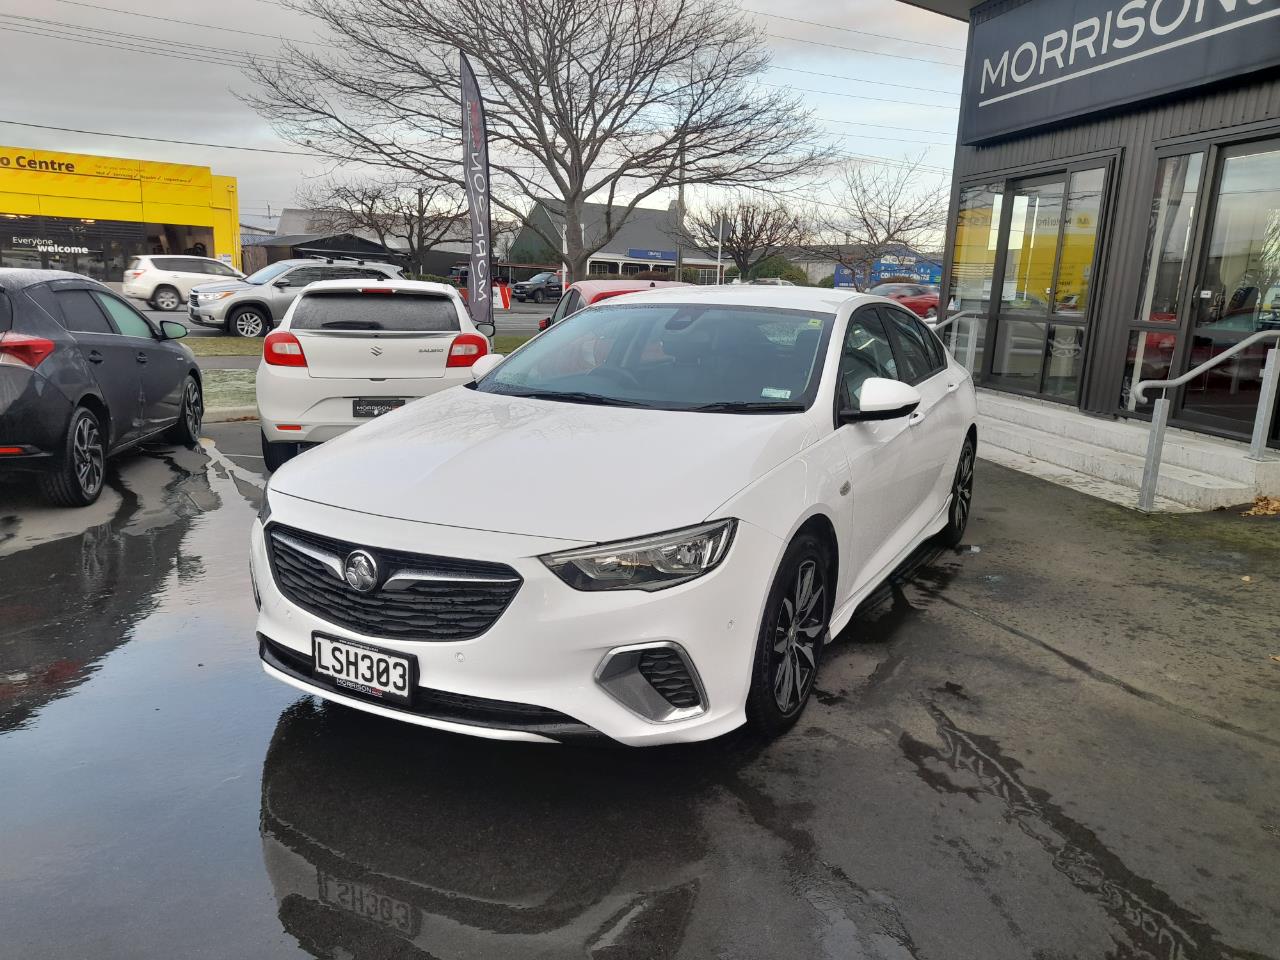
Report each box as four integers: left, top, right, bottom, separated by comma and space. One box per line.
908, 412, 925, 426
87, 350, 104, 364
135, 352, 148, 364
946, 381, 960, 393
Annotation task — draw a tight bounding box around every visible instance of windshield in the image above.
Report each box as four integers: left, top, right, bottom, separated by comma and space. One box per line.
244, 262, 293, 285
474, 302, 833, 412
526, 272, 554, 282
291, 292, 461, 331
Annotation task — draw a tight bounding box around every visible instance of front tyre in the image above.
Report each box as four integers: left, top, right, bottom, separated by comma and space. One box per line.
230, 307, 268, 338
746, 532, 830, 738
261, 431, 299, 472
164, 376, 203, 447
40, 406, 107, 507
532, 289, 545, 304
940, 436, 976, 548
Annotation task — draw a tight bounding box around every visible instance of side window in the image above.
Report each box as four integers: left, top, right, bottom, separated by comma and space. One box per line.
54, 290, 113, 334
563, 291, 584, 317
881, 307, 941, 383
152, 257, 187, 272
208, 261, 239, 277
93, 292, 155, 338
919, 318, 948, 370
284, 267, 328, 286
26, 284, 64, 325
837, 310, 897, 411
351, 268, 391, 280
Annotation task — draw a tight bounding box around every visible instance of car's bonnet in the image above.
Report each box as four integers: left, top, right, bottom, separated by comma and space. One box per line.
191, 279, 252, 295
268, 387, 812, 543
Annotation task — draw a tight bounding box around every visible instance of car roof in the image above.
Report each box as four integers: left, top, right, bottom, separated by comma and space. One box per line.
0, 268, 92, 291
276, 258, 399, 269
570, 279, 691, 303
596, 284, 874, 313
295, 278, 462, 298
139, 254, 221, 261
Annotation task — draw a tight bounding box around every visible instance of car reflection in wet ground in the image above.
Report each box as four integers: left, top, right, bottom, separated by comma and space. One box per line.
0, 421, 1277, 960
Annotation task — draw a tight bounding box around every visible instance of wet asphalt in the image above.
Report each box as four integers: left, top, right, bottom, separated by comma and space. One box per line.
1, 423, 1278, 960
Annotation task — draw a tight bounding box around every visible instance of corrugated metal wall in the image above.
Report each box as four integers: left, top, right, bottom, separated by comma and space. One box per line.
945, 72, 1280, 415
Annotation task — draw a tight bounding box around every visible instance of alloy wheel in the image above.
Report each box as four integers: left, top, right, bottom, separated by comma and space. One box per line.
73, 415, 105, 498
184, 380, 203, 438
772, 559, 825, 714
154, 288, 180, 311
952, 444, 975, 533
235, 311, 265, 338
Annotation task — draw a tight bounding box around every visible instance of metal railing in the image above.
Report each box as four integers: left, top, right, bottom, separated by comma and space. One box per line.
1132, 330, 1280, 512
932, 310, 982, 374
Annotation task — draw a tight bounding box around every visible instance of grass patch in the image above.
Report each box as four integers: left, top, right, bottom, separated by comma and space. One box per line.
184, 336, 263, 357
494, 334, 532, 354
202, 369, 256, 409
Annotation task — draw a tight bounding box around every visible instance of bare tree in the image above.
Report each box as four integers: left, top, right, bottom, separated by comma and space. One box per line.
816, 158, 949, 288
682, 196, 809, 279
242, 0, 832, 281
296, 177, 467, 274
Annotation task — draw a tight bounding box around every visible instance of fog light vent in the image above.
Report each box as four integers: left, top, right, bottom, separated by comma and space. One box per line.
638, 649, 701, 708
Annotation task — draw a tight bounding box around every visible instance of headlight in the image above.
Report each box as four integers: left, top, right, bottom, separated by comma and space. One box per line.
201, 290, 235, 301
257, 491, 272, 525
540, 519, 736, 592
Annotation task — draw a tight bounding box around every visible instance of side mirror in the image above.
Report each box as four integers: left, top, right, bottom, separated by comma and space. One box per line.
538, 317, 551, 331
470, 353, 505, 381
159, 319, 188, 340
473, 320, 496, 338
839, 377, 921, 423
273, 279, 291, 289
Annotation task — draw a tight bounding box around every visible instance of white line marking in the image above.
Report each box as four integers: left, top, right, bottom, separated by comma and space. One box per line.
201, 437, 266, 490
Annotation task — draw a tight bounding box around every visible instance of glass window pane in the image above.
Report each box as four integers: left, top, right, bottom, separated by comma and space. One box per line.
1054, 168, 1105, 316
1120, 329, 1178, 411
1184, 141, 1280, 426
840, 311, 898, 411
93, 292, 154, 338
881, 307, 939, 382
1134, 154, 1203, 325
54, 290, 112, 334
946, 184, 1002, 315
990, 318, 1046, 385
1001, 182, 1063, 314
1042, 324, 1085, 399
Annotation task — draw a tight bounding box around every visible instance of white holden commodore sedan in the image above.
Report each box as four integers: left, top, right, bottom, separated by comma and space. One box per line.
252, 286, 977, 746
255, 279, 495, 471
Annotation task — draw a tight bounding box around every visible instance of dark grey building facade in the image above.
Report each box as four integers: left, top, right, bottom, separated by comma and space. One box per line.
916, 0, 1280, 447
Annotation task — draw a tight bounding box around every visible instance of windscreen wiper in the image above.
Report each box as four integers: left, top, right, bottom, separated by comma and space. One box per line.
692, 401, 807, 412
516, 390, 648, 407
319, 320, 381, 330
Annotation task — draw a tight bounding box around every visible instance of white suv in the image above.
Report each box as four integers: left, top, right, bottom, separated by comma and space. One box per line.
122, 255, 244, 311
256, 279, 496, 471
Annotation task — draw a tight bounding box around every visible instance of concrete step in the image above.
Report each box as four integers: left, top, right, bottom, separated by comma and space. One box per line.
976, 442, 1195, 513
976, 392, 1270, 485
978, 416, 1254, 510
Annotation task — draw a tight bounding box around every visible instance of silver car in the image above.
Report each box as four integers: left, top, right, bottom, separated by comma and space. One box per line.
188, 258, 404, 337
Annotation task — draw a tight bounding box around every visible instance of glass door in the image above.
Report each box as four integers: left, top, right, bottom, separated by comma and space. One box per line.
1176, 138, 1280, 437
985, 167, 1107, 401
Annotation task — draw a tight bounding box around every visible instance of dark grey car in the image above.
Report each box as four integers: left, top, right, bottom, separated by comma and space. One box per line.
188, 258, 404, 338
0, 269, 202, 506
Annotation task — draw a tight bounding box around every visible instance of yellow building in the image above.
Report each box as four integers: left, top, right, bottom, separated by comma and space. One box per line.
0, 144, 239, 282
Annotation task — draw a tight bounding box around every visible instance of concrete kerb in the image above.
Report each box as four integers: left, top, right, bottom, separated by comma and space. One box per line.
204, 406, 258, 424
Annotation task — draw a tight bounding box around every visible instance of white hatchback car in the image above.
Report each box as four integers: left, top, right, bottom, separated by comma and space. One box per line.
252, 287, 977, 746
256, 279, 494, 471
122, 254, 244, 311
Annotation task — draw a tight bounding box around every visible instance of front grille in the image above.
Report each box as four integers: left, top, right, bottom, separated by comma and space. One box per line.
259, 635, 603, 741
266, 523, 522, 641
188, 291, 198, 306
637, 649, 701, 709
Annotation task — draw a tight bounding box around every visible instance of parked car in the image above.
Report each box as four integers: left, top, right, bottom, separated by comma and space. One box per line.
0, 268, 202, 507
188, 258, 404, 338
538, 278, 691, 330
512, 271, 562, 303
122, 254, 245, 311
252, 286, 976, 745
256, 279, 495, 472
870, 282, 939, 319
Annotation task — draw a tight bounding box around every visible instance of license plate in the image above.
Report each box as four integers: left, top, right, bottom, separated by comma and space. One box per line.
313, 634, 414, 705
353, 398, 405, 418
317, 870, 421, 938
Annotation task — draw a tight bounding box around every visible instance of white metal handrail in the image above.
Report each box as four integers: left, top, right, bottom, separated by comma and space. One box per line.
1133, 329, 1280, 512
933, 310, 983, 374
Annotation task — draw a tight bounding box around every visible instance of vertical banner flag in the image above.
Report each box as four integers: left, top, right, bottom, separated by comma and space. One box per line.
460, 52, 491, 329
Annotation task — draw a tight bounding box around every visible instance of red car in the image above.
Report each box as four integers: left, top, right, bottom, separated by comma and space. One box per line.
870, 282, 939, 320
538, 279, 691, 331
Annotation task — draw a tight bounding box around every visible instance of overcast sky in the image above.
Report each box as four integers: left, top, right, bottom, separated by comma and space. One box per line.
0, 0, 966, 220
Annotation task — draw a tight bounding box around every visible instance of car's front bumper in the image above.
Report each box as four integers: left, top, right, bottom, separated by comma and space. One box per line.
251, 493, 781, 746
188, 298, 233, 327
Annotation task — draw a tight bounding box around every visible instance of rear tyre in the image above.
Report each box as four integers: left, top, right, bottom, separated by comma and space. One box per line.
261, 431, 299, 473
150, 285, 181, 311
40, 406, 107, 508
164, 376, 203, 447
925, 306, 937, 320
231, 307, 268, 338
746, 532, 830, 739
940, 436, 976, 548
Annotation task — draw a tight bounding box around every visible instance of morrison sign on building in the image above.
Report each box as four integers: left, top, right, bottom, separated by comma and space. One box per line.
961, 0, 1280, 143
